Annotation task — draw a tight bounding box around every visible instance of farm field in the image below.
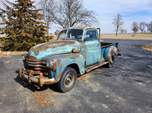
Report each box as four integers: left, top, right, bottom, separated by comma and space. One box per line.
102, 33, 152, 40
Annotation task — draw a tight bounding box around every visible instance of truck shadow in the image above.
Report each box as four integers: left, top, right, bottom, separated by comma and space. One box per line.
14, 64, 116, 93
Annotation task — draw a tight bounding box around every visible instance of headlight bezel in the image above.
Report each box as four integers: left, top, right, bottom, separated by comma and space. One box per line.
47, 59, 58, 71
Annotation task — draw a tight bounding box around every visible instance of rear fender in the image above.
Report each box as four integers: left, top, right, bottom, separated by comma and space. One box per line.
103, 46, 118, 61
107, 46, 118, 64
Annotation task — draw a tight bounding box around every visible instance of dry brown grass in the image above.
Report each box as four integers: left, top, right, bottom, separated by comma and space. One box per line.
101, 33, 152, 40
0, 51, 27, 57
143, 44, 152, 52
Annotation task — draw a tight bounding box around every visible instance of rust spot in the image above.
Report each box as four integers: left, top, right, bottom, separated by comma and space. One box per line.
32, 91, 55, 107
25, 56, 46, 64
24, 55, 47, 71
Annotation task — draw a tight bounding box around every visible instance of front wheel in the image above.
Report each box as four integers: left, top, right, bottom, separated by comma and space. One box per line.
56, 67, 77, 93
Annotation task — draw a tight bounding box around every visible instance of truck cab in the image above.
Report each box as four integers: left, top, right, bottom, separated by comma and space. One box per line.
58, 28, 102, 66
19, 28, 119, 92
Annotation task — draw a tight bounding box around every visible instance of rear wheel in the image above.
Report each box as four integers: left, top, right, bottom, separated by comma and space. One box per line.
106, 50, 115, 68
56, 67, 77, 93
109, 50, 115, 64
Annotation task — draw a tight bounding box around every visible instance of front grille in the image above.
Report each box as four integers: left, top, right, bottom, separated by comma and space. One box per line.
24, 56, 47, 71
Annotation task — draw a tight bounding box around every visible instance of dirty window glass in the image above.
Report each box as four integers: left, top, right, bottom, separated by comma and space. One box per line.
85, 30, 97, 41
58, 29, 83, 40
67, 29, 83, 40
58, 29, 83, 41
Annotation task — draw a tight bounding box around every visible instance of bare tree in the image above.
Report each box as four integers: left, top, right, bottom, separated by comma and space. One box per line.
40, 0, 53, 32
112, 14, 123, 36
40, 0, 96, 30
147, 21, 152, 32
139, 22, 146, 33
132, 22, 139, 36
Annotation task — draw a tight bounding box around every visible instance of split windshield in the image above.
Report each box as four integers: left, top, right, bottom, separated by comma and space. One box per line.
58, 29, 83, 41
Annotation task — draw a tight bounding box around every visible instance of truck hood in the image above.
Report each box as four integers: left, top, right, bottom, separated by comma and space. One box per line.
28, 40, 81, 60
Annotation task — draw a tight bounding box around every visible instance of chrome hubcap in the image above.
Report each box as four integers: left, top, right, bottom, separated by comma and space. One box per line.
64, 72, 74, 88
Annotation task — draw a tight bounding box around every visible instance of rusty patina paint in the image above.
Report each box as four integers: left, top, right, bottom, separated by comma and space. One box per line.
28, 40, 81, 60
31, 40, 76, 51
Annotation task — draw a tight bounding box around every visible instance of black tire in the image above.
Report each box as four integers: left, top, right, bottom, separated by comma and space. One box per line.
109, 51, 115, 64
111, 55, 115, 63
105, 50, 115, 68
56, 67, 77, 93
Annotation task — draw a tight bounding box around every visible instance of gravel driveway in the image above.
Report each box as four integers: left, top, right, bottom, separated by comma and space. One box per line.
0, 40, 152, 113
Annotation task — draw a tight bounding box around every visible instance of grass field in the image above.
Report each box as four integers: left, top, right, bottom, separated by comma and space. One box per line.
0, 51, 27, 57
101, 33, 152, 40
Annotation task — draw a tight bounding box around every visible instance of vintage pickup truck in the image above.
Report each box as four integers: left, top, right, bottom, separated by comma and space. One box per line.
18, 28, 120, 92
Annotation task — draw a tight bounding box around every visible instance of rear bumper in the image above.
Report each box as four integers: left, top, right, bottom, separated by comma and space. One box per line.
18, 68, 57, 87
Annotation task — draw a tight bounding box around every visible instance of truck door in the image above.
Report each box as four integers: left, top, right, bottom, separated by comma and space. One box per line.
84, 29, 101, 66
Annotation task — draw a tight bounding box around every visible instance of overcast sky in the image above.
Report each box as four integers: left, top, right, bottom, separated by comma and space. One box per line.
1, 0, 152, 33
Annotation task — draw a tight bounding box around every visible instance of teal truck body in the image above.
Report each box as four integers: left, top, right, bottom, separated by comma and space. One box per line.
19, 28, 120, 92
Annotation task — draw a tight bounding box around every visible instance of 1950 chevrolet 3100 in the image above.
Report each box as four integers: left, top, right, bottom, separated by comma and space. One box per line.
18, 28, 120, 92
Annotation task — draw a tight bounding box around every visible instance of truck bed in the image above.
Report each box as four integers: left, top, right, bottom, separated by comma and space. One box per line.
100, 42, 112, 48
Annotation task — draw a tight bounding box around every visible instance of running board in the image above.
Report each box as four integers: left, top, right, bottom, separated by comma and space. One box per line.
86, 61, 108, 73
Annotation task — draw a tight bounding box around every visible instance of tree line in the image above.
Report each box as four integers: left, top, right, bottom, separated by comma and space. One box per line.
113, 14, 152, 36
132, 21, 152, 34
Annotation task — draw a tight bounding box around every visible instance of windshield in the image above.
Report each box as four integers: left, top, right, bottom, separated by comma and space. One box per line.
58, 30, 67, 39
58, 29, 83, 41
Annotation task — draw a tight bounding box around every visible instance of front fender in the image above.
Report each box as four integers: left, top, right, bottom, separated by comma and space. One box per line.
46, 53, 85, 81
